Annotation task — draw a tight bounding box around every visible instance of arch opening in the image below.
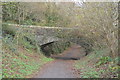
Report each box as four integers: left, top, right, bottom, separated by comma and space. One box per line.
40, 40, 88, 60
40, 41, 71, 57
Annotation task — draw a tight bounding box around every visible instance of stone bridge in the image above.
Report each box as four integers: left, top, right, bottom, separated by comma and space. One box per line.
23, 25, 92, 55
34, 26, 79, 46
4, 23, 79, 46
3, 23, 92, 57
3, 23, 92, 56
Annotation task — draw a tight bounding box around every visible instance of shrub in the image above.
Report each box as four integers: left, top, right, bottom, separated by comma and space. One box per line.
96, 56, 112, 66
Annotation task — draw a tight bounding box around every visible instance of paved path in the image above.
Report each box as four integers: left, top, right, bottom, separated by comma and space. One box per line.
35, 60, 76, 78
34, 45, 84, 78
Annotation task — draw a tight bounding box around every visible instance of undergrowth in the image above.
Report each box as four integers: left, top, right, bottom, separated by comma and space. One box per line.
2, 39, 53, 78
75, 48, 119, 78
2, 24, 54, 78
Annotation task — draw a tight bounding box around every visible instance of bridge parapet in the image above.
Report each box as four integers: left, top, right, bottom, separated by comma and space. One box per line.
3, 23, 79, 46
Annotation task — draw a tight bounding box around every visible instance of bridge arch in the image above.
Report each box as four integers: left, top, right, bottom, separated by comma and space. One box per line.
34, 27, 93, 59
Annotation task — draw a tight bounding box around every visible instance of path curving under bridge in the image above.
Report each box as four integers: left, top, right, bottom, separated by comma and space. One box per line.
34, 45, 86, 78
